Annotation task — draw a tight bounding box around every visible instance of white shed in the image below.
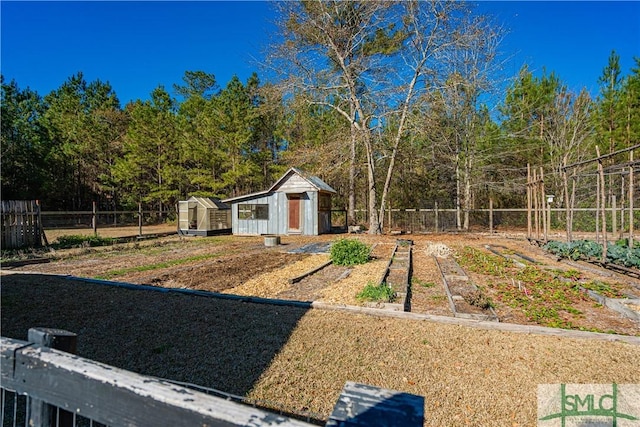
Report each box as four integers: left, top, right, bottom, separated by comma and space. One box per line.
222, 168, 336, 236
177, 197, 231, 236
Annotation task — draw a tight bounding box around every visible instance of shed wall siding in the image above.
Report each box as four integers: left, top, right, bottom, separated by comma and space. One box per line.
232, 194, 276, 235
276, 192, 286, 234
303, 192, 317, 235
230, 191, 326, 236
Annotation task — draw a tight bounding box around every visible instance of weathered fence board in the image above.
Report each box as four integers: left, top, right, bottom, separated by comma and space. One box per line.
1, 200, 43, 249
1, 337, 312, 427
1, 334, 425, 427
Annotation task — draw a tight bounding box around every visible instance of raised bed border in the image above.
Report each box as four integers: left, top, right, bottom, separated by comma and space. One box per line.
365, 240, 413, 312
289, 259, 333, 284
434, 256, 499, 322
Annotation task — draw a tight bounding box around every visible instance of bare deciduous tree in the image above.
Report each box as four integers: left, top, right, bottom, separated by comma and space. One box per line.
268, 0, 501, 233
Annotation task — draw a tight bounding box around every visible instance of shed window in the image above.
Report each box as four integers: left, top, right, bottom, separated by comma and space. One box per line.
238, 204, 269, 220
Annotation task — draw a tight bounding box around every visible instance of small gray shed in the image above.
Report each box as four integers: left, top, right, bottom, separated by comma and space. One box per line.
222, 168, 336, 236
178, 197, 231, 236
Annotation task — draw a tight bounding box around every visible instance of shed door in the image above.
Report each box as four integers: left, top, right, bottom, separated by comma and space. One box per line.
288, 195, 300, 231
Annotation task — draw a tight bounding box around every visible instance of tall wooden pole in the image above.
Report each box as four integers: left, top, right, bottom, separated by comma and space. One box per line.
612, 195, 617, 238
596, 174, 601, 243
570, 172, 577, 241
547, 195, 552, 239
562, 159, 572, 243
630, 149, 635, 249
620, 175, 626, 238
434, 201, 439, 233
540, 167, 547, 242
597, 146, 608, 261
138, 202, 143, 237
527, 164, 532, 239
531, 170, 540, 240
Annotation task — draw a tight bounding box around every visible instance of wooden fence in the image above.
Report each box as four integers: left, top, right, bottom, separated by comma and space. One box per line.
1, 200, 43, 249
1, 328, 424, 427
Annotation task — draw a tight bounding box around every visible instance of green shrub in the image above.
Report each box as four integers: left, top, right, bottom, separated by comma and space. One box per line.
330, 239, 370, 266
53, 234, 115, 249
356, 281, 395, 302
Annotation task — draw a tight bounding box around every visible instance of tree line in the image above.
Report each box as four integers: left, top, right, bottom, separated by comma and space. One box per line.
2, 1, 638, 233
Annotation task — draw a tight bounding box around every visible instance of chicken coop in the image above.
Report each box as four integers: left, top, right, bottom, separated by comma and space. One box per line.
178, 197, 231, 236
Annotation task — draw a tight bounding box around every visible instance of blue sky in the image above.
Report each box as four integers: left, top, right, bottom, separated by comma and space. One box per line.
1, 1, 639, 106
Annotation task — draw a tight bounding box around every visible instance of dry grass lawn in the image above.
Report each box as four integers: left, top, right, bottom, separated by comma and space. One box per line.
249, 310, 640, 426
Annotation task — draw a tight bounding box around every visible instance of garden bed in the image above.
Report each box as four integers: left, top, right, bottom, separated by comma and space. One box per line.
2, 232, 638, 335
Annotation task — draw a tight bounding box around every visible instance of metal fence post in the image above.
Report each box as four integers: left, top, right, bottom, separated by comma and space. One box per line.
27, 328, 77, 427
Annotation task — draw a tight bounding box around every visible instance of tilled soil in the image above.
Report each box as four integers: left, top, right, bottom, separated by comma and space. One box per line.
131, 251, 309, 292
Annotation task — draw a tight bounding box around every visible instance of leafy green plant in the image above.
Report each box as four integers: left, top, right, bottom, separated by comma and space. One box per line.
544, 240, 640, 268
580, 280, 626, 298
615, 238, 640, 250
356, 281, 395, 302
556, 269, 581, 280
53, 234, 115, 249
457, 247, 599, 330
330, 239, 371, 266
456, 246, 513, 277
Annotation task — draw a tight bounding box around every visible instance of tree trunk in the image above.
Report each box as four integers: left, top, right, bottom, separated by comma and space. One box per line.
348, 105, 357, 226
377, 68, 421, 232
455, 151, 462, 230
363, 131, 381, 234
463, 152, 471, 230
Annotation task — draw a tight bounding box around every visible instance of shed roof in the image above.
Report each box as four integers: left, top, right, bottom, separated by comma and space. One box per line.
187, 196, 230, 209
222, 168, 336, 203
272, 168, 337, 194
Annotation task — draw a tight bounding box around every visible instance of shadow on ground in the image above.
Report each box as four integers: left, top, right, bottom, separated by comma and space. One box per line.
1, 274, 310, 397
